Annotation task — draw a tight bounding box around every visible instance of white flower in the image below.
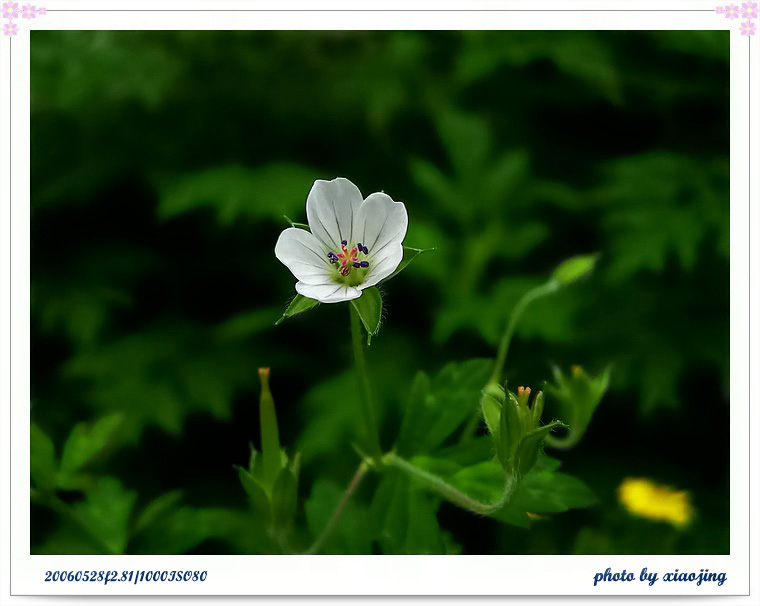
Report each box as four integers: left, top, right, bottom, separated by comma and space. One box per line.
275, 177, 408, 303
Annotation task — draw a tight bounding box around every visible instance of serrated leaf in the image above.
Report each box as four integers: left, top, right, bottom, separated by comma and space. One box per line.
59, 414, 123, 485
395, 359, 492, 456
276, 295, 320, 325
158, 163, 321, 225
371, 469, 450, 555
71, 477, 137, 555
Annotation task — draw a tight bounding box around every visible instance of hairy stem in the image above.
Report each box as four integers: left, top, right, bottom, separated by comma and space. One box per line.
349, 303, 383, 462
383, 453, 518, 516
304, 462, 368, 555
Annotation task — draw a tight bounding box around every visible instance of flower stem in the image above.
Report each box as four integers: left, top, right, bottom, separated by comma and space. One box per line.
489, 280, 559, 386
383, 452, 518, 516
349, 303, 383, 463
304, 462, 368, 555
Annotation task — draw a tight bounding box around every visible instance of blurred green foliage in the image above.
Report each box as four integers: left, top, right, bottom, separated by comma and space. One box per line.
31, 30, 729, 555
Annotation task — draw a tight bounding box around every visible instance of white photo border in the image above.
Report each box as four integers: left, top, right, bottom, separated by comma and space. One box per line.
1, 0, 757, 602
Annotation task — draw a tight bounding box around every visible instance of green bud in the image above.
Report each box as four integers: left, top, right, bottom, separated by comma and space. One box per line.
551, 253, 599, 286
491, 384, 565, 477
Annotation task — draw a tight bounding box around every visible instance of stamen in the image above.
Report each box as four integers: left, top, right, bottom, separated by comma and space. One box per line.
360, 261, 369, 268
341, 240, 347, 247
352, 262, 362, 268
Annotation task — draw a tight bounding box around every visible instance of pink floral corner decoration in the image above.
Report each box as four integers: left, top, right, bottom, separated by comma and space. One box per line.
2, 2, 18, 19
717, 3, 756, 35
2, 0, 44, 34
724, 4, 741, 18
741, 2, 758, 18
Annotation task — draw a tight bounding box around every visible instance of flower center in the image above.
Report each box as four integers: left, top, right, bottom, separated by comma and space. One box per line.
327, 240, 371, 287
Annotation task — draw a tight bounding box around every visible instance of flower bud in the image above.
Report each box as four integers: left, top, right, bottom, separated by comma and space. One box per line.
488, 383, 567, 477
236, 369, 301, 532
550, 253, 599, 286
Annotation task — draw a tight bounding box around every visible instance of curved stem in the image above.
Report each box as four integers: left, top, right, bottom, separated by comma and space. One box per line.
383, 453, 518, 516
304, 462, 368, 555
349, 303, 383, 462
490, 280, 559, 386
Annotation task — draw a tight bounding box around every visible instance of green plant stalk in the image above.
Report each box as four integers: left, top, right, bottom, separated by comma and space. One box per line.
258, 368, 281, 488
304, 462, 368, 555
383, 453, 518, 516
489, 280, 560, 386
349, 304, 383, 463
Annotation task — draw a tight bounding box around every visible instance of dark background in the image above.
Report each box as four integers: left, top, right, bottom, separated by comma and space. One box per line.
30, 30, 729, 554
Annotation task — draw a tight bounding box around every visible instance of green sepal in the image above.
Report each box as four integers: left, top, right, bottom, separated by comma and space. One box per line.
350, 287, 382, 344
270, 454, 300, 529
551, 253, 599, 286
235, 465, 270, 519
283, 215, 310, 230
276, 294, 319, 325
480, 391, 502, 438
382, 245, 436, 283
515, 421, 568, 476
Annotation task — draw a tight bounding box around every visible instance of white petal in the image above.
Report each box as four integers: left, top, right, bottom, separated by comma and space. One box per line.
274, 227, 332, 285
362, 243, 404, 288
354, 192, 408, 286
306, 177, 364, 250
296, 281, 363, 303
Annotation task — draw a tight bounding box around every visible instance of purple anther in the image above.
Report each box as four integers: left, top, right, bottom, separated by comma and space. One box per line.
360, 261, 369, 268
341, 240, 347, 247
352, 262, 362, 268
361, 245, 369, 254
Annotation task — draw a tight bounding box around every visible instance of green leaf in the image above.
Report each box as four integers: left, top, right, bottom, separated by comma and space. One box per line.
276, 295, 320, 325
383, 246, 437, 283
497, 469, 598, 525
129, 506, 276, 555
158, 163, 321, 225
350, 287, 382, 341
396, 359, 492, 456
58, 414, 123, 486
132, 490, 184, 536
30, 423, 58, 489
371, 469, 452, 555
551, 253, 600, 286
305, 479, 373, 554
63, 321, 259, 439
71, 477, 137, 554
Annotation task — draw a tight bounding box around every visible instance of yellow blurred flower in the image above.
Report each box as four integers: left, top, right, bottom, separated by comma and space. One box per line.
617, 477, 694, 528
